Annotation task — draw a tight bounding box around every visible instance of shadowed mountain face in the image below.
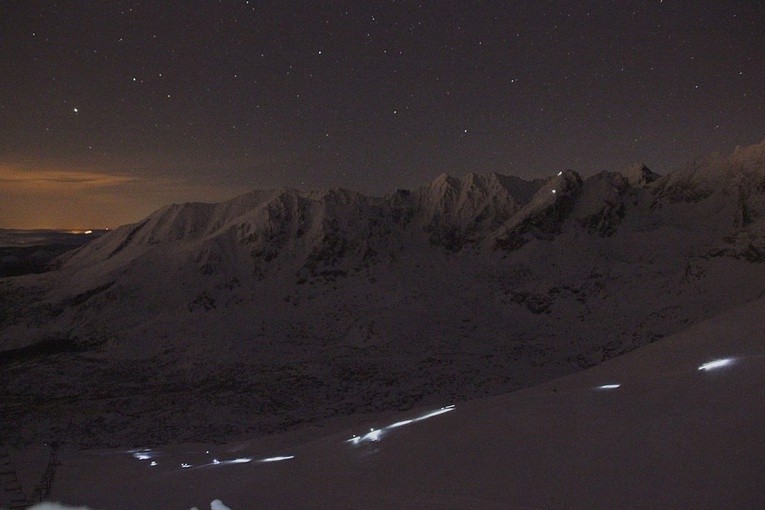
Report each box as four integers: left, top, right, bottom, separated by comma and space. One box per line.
0, 230, 107, 277
1, 141, 764, 448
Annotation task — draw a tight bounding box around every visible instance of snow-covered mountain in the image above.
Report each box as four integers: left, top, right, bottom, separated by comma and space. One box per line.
1, 140, 764, 449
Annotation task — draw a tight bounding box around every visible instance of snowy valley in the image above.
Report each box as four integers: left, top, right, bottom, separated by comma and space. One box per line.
1, 141, 764, 508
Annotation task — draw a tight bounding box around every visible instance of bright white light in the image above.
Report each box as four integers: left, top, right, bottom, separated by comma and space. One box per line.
347, 428, 385, 445
190, 457, 260, 469
698, 358, 734, 371
411, 407, 454, 421
259, 455, 295, 463
204, 457, 253, 467
150, 461, 157, 467
557, 171, 563, 176
387, 419, 414, 429
181, 463, 192, 469
358, 429, 383, 442
551, 189, 557, 194
131, 450, 155, 461
84, 230, 93, 234
596, 384, 621, 389
217, 458, 249, 465
210, 500, 233, 510
347, 404, 456, 446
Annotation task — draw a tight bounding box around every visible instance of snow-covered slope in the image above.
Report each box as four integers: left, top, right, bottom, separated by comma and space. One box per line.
1, 141, 764, 450
655, 140, 765, 202
416, 172, 541, 248
24, 295, 765, 510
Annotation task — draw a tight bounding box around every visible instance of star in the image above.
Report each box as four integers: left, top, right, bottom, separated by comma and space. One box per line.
73, 107, 79, 113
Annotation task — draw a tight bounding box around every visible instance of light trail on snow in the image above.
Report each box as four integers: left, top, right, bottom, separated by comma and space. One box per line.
347, 405, 456, 446
698, 358, 735, 371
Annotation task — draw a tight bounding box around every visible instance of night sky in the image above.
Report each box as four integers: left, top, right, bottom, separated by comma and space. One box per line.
1, 1, 763, 228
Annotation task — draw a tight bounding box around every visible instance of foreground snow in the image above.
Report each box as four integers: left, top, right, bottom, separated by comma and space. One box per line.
26, 502, 231, 510
22, 296, 764, 509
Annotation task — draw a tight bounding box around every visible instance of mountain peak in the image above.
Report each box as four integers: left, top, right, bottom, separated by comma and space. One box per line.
655, 139, 765, 202
3, 142, 765, 453
622, 163, 660, 186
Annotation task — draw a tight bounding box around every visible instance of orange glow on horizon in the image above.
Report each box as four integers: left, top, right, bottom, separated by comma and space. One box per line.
0, 161, 242, 230
0, 164, 138, 194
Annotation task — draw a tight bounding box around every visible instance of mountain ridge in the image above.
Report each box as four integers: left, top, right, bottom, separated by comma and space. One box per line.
1, 140, 763, 448
58, 139, 765, 271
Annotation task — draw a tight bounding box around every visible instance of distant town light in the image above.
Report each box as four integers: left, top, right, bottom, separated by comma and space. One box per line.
596, 384, 621, 390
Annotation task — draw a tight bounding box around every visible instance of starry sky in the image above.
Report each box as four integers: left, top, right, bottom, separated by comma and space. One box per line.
1, 1, 763, 228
